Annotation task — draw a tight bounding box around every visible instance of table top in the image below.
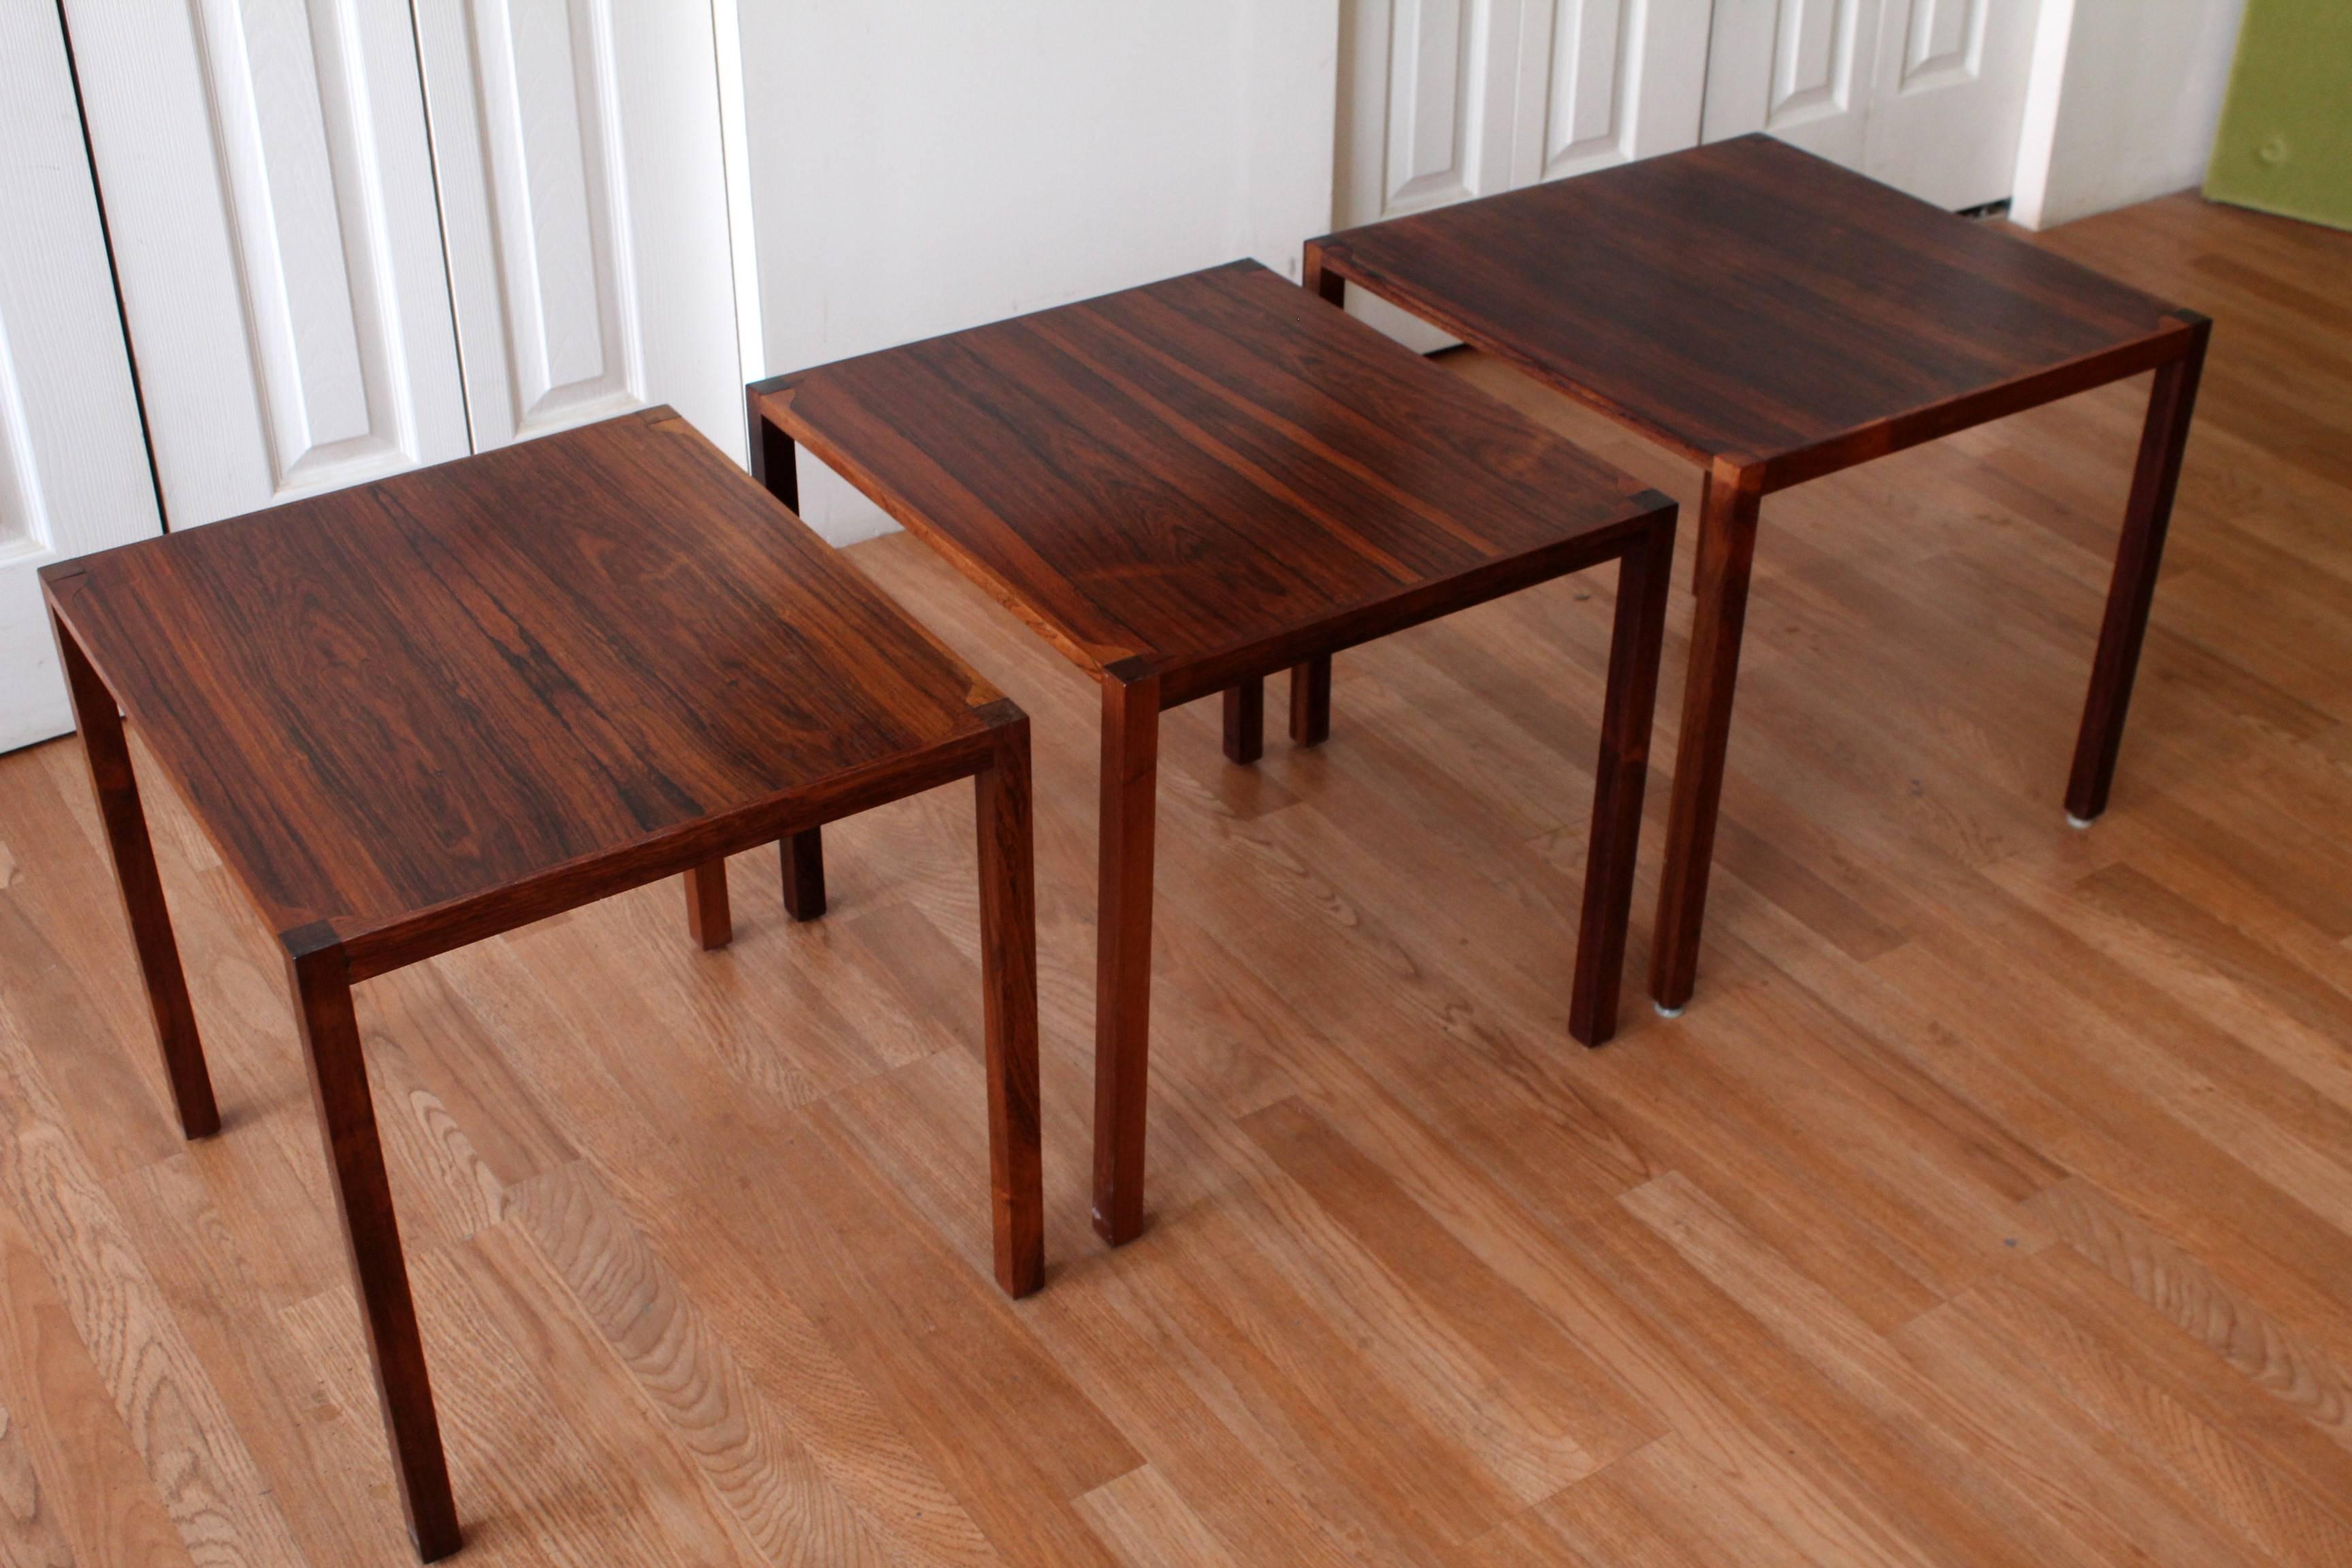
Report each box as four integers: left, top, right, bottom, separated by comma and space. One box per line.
755, 261, 1671, 703
44, 409, 1005, 960
1311, 135, 2199, 485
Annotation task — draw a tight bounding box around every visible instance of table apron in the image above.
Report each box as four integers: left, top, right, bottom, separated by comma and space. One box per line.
1153, 506, 1673, 710
1757, 321, 2204, 492
334, 732, 1001, 981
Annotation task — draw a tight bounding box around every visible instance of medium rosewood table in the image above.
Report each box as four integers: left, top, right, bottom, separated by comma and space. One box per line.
41, 410, 1041, 1561
751, 261, 1678, 1246
1306, 133, 2210, 1014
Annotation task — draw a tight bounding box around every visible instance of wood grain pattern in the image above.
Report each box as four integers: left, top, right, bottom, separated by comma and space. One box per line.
0, 191, 2338, 1567
1311, 135, 2212, 1014
43, 409, 1004, 979
754, 263, 1671, 704
1309, 134, 2197, 478
758, 261, 1677, 1241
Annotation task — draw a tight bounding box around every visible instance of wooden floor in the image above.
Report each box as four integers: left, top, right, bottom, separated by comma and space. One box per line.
3, 191, 2349, 1567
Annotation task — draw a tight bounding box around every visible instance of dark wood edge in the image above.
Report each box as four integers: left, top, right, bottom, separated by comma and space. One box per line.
326, 721, 1010, 981
1147, 498, 1672, 709
45, 479, 1026, 989
1753, 318, 2207, 491
1309, 248, 1728, 468
752, 388, 1144, 678
280, 918, 345, 961
1313, 246, 2206, 486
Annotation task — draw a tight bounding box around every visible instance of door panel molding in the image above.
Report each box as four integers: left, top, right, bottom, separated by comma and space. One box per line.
66, 0, 468, 527
1339, 0, 1707, 218
1516, 0, 1711, 181
1769, 0, 1867, 127
416, 0, 645, 450
416, 0, 742, 461
1897, 0, 1984, 90
197, 0, 449, 491
1341, 0, 1524, 227
1703, 0, 2038, 211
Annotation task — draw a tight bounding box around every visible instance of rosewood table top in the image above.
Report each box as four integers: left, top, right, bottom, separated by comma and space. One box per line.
1309, 133, 2201, 488
44, 408, 1008, 978
755, 259, 1675, 701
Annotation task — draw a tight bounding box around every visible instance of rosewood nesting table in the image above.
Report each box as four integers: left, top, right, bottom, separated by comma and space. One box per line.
1305, 133, 2210, 1014
41, 409, 1041, 1561
751, 260, 1679, 1245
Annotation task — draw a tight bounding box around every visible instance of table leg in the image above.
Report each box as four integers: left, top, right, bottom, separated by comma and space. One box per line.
1222, 679, 1264, 764
782, 829, 826, 920
283, 930, 459, 1561
975, 719, 1044, 1295
1650, 467, 1764, 1015
1571, 517, 1676, 1045
684, 860, 732, 949
2064, 322, 2209, 825
748, 391, 800, 512
1092, 669, 1160, 1245
52, 613, 220, 1139
749, 405, 831, 921
1289, 655, 1332, 747
1302, 242, 1346, 308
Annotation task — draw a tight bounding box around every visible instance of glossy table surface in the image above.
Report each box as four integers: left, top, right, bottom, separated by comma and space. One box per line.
1311, 134, 2195, 479
755, 260, 1673, 700
42, 409, 1004, 953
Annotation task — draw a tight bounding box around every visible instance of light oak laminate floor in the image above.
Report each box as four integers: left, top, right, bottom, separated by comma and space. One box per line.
1, 191, 2347, 1565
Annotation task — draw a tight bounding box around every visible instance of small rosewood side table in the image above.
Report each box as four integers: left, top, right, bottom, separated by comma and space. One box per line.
1307, 133, 2210, 1014
751, 261, 1678, 1246
41, 410, 1041, 1561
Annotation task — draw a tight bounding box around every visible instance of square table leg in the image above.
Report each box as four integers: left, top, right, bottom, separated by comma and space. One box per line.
1650, 465, 1765, 1016
684, 859, 732, 949
1289, 655, 1333, 746
1570, 517, 1676, 1046
282, 928, 461, 1561
52, 613, 220, 1139
2065, 318, 2210, 825
1092, 666, 1160, 1245
975, 715, 1045, 1295
1222, 678, 1264, 764
782, 828, 827, 920
747, 403, 831, 924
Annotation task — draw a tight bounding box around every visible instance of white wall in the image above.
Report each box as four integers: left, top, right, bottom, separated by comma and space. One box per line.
734, 1, 1341, 542
2012, 0, 2247, 229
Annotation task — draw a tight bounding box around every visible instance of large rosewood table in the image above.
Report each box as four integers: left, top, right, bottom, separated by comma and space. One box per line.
42, 410, 1041, 1561
751, 261, 1679, 1245
1306, 133, 2210, 1013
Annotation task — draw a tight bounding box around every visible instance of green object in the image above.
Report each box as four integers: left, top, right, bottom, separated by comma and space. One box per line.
2204, 0, 2352, 231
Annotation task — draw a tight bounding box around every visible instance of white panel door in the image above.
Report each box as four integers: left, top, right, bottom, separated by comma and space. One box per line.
1701, 0, 1881, 169
1510, 0, 1714, 183
0, 0, 166, 749
414, 0, 746, 464
1703, 0, 2042, 210
1861, 0, 2040, 210
1339, 0, 1525, 228
63, 0, 472, 529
